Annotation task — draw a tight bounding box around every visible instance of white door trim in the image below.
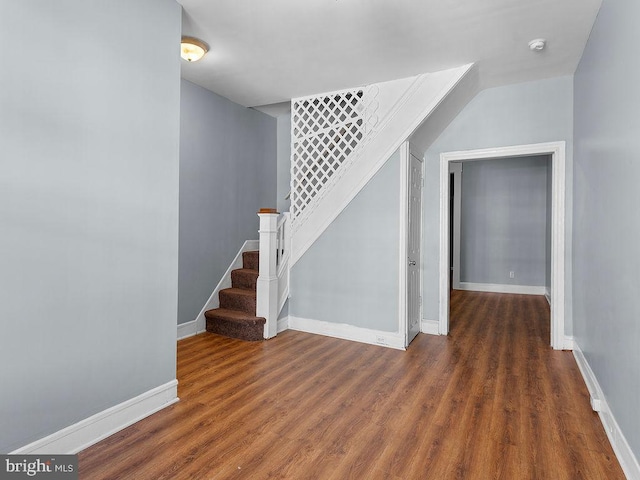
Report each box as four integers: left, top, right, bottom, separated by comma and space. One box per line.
450, 162, 463, 289
439, 142, 566, 349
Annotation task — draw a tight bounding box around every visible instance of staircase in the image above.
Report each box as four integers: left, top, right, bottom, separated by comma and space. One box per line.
204, 251, 266, 341
289, 63, 478, 266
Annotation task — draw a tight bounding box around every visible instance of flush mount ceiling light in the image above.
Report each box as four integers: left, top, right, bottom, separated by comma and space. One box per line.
528, 38, 547, 52
181, 36, 209, 62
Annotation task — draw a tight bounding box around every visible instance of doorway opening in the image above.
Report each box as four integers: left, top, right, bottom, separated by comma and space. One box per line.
439, 142, 567, 350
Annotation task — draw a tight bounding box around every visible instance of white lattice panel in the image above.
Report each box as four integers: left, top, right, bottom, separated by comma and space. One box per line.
291, 86, 378, 222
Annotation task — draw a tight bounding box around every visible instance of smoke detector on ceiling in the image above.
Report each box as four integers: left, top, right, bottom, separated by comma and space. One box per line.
528, 39, 546, 52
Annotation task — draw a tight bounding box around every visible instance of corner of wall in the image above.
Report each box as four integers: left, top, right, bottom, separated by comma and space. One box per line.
573, 342, 640, 479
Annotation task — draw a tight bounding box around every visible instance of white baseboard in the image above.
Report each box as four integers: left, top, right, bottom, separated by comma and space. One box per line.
563, 335, 574, 351
11, 380, 178, 455
192, 240, 259, 334
177, 320, 198, 340
277, 316, 289, 333
544, 287, 551, 305
458, 282, 546, 295
421, 319, 440, 336
288, 316, 405, 350
573, 342, 640, 480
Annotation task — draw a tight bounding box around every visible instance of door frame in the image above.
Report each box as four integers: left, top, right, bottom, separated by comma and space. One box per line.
399, 141, 424, 347
439, 141, 567, 350
450, 162, 463, 289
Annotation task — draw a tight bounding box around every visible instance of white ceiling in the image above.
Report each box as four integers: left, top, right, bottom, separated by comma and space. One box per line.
178, 0, 601, 110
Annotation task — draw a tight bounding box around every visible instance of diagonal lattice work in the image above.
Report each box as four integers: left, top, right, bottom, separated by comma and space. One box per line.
291, 85, 379, 224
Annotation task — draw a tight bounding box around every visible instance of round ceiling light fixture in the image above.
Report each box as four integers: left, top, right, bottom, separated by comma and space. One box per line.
181, 36, 209, 62
528, 38, 546, 52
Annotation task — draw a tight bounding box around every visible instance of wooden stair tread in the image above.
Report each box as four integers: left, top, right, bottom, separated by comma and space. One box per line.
204, 308, 265, 325
242, 251, 259, 271
220, 287, 256, 297
205, 249, 262, 341
233, 267, 258, 273
231, 268, 259, 290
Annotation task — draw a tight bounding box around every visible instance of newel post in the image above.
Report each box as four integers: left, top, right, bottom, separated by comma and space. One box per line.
256, 209, 279, 339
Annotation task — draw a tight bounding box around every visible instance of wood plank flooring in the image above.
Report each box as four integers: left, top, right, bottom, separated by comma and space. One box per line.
78, 291, 624, 479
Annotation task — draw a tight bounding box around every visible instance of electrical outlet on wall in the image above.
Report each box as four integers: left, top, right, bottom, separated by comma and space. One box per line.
509, 271, 515, 279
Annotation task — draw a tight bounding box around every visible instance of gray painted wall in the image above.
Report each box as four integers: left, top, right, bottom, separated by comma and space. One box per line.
460, 156, 550, 287
179, 80, 276, 325
290, 151, 400, 332
277, 113, 292, 213
0, 0, 181, 452
574, 0, 640, 459
423, 77, 573, 333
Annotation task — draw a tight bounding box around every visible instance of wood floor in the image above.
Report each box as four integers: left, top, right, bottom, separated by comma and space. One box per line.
79, 291, 624, 479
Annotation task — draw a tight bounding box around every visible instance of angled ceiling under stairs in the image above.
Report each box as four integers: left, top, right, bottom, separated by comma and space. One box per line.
289, 63, 480, 265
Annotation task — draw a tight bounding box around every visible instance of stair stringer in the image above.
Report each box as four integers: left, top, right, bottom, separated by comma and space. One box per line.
409, 64, 480, 153
290, 63, 477, 266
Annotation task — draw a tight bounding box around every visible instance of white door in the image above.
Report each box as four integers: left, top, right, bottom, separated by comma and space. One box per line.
407, 146, 423, 345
